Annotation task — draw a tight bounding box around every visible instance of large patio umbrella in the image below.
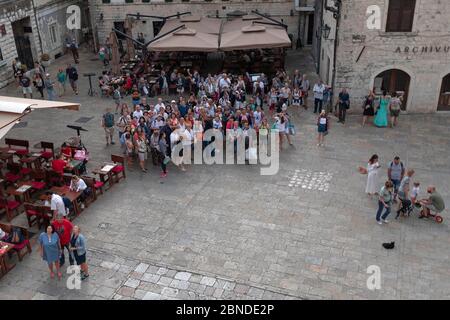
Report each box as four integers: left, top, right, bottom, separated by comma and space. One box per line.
159, 15, 222, 35
220, 25, 291, 51
222, 15, 264, 33
148, 28, 219, 52
0, 96, 80, 139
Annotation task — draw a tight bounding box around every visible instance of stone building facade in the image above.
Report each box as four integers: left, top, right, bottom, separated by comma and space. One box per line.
0, 0, 89, 88
314, 0, 450, 113
88, 0, 316, 49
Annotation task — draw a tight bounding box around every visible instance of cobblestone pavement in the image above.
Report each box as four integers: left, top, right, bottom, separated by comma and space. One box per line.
0, 47, 449, 300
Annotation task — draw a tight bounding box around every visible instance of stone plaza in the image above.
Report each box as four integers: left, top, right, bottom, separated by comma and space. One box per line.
0, 47, 449, 300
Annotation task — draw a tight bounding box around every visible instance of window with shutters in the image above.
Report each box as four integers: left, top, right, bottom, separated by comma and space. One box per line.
386, 0, 416, 32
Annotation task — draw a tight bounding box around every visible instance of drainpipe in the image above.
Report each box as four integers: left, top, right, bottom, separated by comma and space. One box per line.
316, 0, 324, 74
31, 0, 44, 56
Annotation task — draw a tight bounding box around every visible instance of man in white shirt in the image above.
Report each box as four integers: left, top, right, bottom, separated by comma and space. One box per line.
155, 98, 165, 113
133, 105, 144, 120
313, 80, 325, 114
45, 192, 67, 219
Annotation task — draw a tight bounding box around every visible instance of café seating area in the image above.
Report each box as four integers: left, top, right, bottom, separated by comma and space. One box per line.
0, 137, 127, 278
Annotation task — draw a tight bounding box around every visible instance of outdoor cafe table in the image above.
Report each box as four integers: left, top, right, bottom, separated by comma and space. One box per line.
0, 242, 15, 277
7, 182, 33, 203
64, 159, 83, 176
20, 155, 41, 170
50, 186, 82, 218
91, 163, 117, 191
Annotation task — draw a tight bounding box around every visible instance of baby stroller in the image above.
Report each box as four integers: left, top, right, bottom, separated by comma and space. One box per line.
396, 197, 414, 219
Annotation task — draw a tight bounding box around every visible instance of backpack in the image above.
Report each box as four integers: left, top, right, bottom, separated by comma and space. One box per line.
21, 77, 30, 87
104, 113, 114, 128
390, 161, 404, 170
8, 227, 24, 244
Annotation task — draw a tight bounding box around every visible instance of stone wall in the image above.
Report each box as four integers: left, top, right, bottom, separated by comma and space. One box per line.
0, 0, 40, 88
318, 0, 450, 113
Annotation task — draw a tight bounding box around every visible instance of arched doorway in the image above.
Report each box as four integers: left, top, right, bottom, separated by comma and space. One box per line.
438, 74, 450, 111
373, 69, 411, 110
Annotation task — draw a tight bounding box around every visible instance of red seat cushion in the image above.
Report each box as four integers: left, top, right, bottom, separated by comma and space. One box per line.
7, 201, 20, 210
26, 209, 39, 216
20, 168, 32, 175
31, 181, 46, 190
94, 181, 104, 188
112, 165, 124, 174
5, 173, 21, 182
12, 239, 29, 251
15, 149, 28, 156
41, 151, 53, 159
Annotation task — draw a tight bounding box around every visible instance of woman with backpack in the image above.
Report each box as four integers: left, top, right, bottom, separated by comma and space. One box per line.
39, 225, 62, 280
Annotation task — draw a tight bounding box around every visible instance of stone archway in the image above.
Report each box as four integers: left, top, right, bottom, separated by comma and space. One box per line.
373, 69, 411, 111
437, 74, 450, 111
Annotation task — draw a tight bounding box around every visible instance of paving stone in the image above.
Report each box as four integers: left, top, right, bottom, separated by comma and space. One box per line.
156, 268, 169, 275
134, 263, 149, 274
174, 272, 192, 281
200, 276, 216, 287
141, 273, 161, 284
157, 276, 173, 286
117, 286, 135, 297
247, 287, 265, 299
100, 261, 120, 271
94, 286, 116, 299
161, 287, 179, 298
213, 288, 224, 299
189, 275, 203, 284
234, 284, 250, 295
169, 279, 190, 290
124, 278, 140, 289
142, 292, 162, 300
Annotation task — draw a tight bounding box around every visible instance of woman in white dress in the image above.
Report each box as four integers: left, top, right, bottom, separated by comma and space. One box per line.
366, 154, 380, 196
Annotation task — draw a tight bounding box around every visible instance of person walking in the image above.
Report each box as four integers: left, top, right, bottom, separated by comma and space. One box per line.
102, 108, 115, 146
313, 80, 325, 113
70, 38, 79, 64
388, 156, 405, 201
376, 180, 394, 225
338, 88, 350, 124
57, 68, 66, 97
374, 90, 390, 127
70, 226, 89, 281
159, 131, 169, 178
365, 154, 380, 196
44, 73, 57, 101
39, 225, 62, 280
317, 110, 329, 147
34, 73, 45, 99
66, 64, 79, 95
300, 74, 310, 109
18, 71, 33, 98
362, 90, 375, 127
389, 92, 402, 128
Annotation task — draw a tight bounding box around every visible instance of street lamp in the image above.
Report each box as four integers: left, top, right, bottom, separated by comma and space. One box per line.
321, 24, 331, 39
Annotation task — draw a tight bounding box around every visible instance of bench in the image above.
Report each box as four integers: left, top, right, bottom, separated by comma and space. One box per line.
0, 222, 32, 261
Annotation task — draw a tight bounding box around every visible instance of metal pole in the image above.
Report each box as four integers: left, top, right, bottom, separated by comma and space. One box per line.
330, 4, 341, 108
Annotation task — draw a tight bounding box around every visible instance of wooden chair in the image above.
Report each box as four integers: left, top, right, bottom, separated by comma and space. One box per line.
24, 203, 41, 228
0, 196, 21, 222
79, 176, 96, 207
4, 138, 29, 158
82, 176, 104, 200
111, 155, 126, 183
39, 142, 55, 163
46, 169, 63, 187
37, 205, 53, 230
0, 222, 32, 261
5, 163, 23, 186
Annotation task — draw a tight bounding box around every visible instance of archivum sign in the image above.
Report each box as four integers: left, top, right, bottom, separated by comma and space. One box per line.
395, 46, 450, 54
